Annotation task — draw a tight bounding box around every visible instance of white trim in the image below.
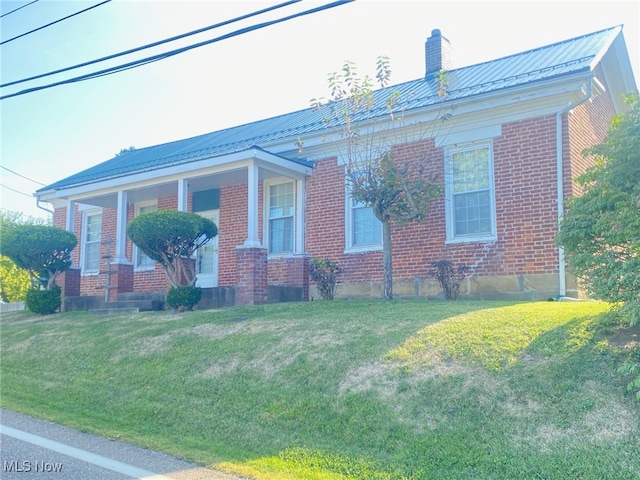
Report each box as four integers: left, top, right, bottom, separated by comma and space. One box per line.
244, 163, 262, 247
264, 177, 297, 256
344, 170, 383, 253
133, 200, 157, 271
444, 141, 497, 244
113, 191, 128, 264
80, 208, 103, 276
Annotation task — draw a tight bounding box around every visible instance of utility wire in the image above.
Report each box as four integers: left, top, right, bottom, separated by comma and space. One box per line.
1, 183, 33, 197
0, 165, 46, 186
0, 0, 39, 19
1, 0, 111, 45
0, 0, 354, 100
2, 0, 301, 89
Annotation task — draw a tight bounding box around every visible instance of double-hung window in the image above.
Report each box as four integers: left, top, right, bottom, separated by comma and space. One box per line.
134, 201, 157, 269
82, 210, 102, 274
445, 143, 496, 242
345, 171, 382, 251
268, 181, 294, 255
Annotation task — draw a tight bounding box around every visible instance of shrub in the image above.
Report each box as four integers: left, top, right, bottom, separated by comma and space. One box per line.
429, 260, 470, 300
166, 285, 202, 311
309, 258, 342, 300
25, 286, 61, 314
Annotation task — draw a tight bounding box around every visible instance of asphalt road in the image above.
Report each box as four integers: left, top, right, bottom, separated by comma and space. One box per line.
0, 409, 245, 479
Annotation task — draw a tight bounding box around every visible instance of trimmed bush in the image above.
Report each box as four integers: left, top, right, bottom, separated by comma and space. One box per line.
309, 258, 342, 300
429, 260, 470, 300
25, 286, 61, 314
166, 285, 202, 311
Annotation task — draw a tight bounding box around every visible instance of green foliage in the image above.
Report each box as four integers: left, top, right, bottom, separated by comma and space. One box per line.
25, 286, 61, 314
127, 210, 217, 288
166, 285, 202, 311
1, 224, 76, 290
0, 255, 30, 302
0, 211, 49, 301
557, 94, 640, 324
309, 258, 342, 300
557, 94, 640, 402
429, 260, 470, 300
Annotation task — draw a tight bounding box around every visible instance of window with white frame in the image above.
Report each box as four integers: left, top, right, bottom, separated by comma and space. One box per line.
134, 201, 157, 269
445, 143, 496, 242
81, 210, 102, 274
267, 181, 294, 255
345, 172, 382, 251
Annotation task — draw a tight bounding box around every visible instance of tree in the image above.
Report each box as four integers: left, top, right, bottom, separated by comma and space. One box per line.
0, 211, 39, 302
1, 224, 76, 291
557, 93, 640, 325
127, 210, 217, 288
307, 57, 451, 299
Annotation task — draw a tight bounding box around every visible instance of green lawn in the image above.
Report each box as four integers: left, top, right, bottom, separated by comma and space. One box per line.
1, 300, 638, 479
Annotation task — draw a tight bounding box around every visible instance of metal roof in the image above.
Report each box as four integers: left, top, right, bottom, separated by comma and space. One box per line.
40, 25, 622, 192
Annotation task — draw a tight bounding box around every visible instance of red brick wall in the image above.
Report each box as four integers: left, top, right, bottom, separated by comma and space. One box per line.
304, 114, 581, 284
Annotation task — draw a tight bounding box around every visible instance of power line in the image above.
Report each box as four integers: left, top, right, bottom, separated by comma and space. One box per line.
0, 0, 355, 101
1, 0, 111, 46
0, 165, 46, 186
0, 0, 39, 19
2, 0, 301, 89
0, 183, 33, 197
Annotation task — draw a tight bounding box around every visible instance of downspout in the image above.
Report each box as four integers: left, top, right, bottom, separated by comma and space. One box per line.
36, 198, 54, 216
556, 78, 592, 298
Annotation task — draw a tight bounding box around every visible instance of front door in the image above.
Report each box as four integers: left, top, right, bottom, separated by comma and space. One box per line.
196, 210, 219, 288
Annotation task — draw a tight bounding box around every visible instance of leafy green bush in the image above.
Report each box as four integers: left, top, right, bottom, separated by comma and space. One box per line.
309, 258, 342, 300
25, 286, 61, 314
429, 260, 470, 300
166, 285, 202, 311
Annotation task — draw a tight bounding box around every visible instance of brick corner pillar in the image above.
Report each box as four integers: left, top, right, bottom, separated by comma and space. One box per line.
58, 267, 80, 311
236, 246, 268, 305
111, 263, 133, 301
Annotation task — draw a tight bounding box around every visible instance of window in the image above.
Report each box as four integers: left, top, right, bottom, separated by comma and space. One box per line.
446, 144, 496, 242
268, 182, 294, 254
345, 172, 382, 251
82, 210, 102, 274
134, 202, 157, 269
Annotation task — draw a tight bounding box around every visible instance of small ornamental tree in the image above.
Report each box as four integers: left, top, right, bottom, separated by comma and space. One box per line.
306, 57, 451, 299
1, 224, 77, 290
1, 224, 77, 314
0, 211, 48, 302
127, 210, 217, 310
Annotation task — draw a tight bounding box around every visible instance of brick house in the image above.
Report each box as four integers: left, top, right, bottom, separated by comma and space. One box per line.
36, 26, 637, 309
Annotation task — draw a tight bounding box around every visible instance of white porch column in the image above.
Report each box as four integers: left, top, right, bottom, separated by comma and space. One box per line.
65, 200, 75, 233
113, 190, 129, 264
295, 178, 305, 254
177, 178, 188, 211
244, 162, 262, 247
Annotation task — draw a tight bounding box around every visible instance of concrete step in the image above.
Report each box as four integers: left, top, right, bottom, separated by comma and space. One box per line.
103, 300, 164, 311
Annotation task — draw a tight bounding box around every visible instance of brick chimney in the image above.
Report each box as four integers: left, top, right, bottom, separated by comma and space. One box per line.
425, 29, 452, 77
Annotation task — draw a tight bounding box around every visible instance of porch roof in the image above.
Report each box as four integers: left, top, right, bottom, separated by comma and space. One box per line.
38, 25, 631, 195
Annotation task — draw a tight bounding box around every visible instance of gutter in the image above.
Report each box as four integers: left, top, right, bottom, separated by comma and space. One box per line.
555, 77, 599, 297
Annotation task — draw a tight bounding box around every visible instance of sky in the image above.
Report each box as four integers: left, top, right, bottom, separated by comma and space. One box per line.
1, 0, 638, 221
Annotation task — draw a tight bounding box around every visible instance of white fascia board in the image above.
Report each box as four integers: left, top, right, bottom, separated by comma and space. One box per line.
273, 74, 593, 160
39, 148, 311, 203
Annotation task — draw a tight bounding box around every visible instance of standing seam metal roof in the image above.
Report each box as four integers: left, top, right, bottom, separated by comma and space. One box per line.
40, 25, 621, 192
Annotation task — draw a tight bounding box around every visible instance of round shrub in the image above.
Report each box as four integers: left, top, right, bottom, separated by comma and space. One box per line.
25, 286, 61, 315
166, 285, 202, 311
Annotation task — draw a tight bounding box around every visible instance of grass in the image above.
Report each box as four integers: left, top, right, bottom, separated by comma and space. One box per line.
1, 300, 639, 479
